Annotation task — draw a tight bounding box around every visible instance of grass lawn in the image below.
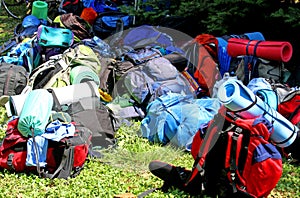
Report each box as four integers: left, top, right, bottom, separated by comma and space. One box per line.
0, 9, 300, 198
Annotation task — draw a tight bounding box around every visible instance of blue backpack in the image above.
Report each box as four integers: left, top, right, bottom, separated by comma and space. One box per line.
141, 92, 221, 149
93, 11, 134, 39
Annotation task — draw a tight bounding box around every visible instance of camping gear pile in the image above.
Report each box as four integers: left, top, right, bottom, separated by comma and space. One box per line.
0, 1, 299, 197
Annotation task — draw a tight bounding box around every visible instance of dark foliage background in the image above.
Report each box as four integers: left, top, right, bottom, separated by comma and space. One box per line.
123, 0, 300, 86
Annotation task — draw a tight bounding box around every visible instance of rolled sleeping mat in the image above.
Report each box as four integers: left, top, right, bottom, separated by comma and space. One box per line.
17, 89, 53, 137
227, 38, 293, 62
217, 79, 299, 147
6, 93, 29, 117
70, 66, 100, 85
51, 81, 100, 105
256, 89, 278, 111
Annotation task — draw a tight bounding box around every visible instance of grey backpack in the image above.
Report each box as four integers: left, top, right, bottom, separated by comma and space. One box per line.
0, 63, 28, 96
114, 57, 194, 114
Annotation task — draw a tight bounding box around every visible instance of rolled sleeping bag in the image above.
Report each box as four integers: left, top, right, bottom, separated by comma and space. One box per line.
5, 93, 28, 117
70, 65, 100, 85
6, 81, 100, 117
5, 86, 31, 117
17, 89, 53, 137
50, 81, 100, 105
227, 38, 293, 62
217, 79, 299, 147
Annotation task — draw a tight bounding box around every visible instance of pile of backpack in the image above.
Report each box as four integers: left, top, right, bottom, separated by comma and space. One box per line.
0, 1, 299, 197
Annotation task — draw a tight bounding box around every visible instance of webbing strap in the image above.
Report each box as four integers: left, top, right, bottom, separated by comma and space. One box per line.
232, 96, 257, 114
253, 40, 262, 57
47, 88, 62, 112
31, 128, 42, 177
245, 40, 252, 56
42, 146, 75, 179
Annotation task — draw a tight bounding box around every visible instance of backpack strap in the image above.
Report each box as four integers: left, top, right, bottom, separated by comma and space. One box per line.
42, 146, 75, 179
185, 111, 225, 186
226, 127, 243, 194
47, 88, 62, 112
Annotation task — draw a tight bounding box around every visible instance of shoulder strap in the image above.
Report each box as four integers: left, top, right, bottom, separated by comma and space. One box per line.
42, 146, 75, 179
226, 127, 243, 194
185, 111, 226, 186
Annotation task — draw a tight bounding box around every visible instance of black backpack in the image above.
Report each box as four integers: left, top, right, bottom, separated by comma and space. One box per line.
0, 63, 28, 96
49, 82, 117, 150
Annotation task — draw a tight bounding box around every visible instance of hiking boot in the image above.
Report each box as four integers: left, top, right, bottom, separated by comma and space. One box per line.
148, 160, 202, 195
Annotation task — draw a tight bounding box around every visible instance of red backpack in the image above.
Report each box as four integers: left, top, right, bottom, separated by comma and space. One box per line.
188, 107, 283, 197
277, 90, 300, 161
278, 90, 300, 127
184, 34, 221, 97
0, 118, 92, 179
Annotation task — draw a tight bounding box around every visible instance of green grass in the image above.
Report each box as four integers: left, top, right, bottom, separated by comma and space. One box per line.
0, 10, 300, 198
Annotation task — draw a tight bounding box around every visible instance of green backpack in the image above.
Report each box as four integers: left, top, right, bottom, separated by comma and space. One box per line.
27, 45, 101, 90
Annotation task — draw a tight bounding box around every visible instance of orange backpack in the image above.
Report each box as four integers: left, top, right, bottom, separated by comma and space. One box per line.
184, 34, 221, 97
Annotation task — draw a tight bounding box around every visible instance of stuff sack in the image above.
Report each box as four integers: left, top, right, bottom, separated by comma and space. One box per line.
0, 117, 92, 179
37, 25, 74, 48
17, 89, 53, 137
0, 63, 28, 96
185, 34, 221, 97
188, 107, 282, 197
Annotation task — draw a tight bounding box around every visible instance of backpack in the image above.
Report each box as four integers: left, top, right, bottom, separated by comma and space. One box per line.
114, 57, 194, 115
235, 56, 289, 85
65, 95, 117, 149
27, 54, 71, 89
0, 15, 42, 55
93, 11, 134, 39
0, 63, 28, 97
28, 44, 101, 90
184, 34, 221, 97
140, 92, 221, 149
48, 81, 117, 149
277, 90, 300, 162
121, 25, 183, 54
187, 107, 283, 197
0, 117, 92, 179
